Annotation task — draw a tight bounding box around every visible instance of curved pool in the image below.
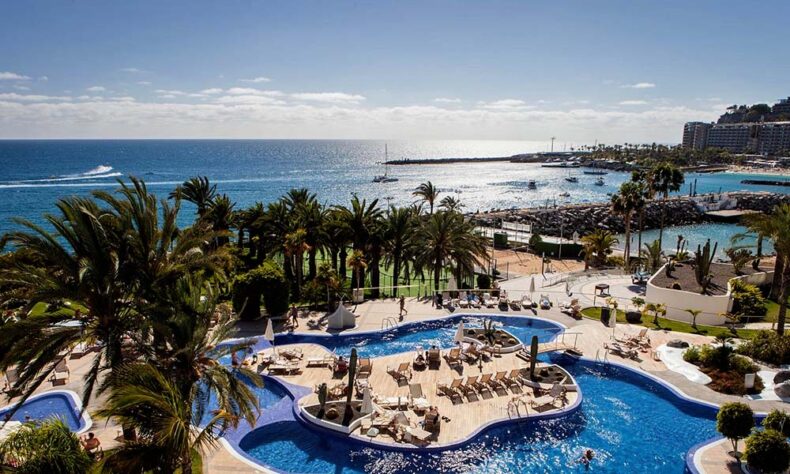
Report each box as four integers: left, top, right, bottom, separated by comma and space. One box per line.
239, 356, 718, 473
276, 314, 563, 358
0, 391, 88, 432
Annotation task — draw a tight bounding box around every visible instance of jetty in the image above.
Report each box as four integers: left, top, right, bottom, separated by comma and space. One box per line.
741, 178, 790, 187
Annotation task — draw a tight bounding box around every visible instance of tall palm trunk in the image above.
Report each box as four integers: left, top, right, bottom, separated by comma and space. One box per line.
370, 244, 381, 299
308, 248, 318, 281
623, 213, 632, 271
658, 195, 667, 251
330, 247, 339, 272
637, 209, 644, 263
339, 247, 348, 281
772, 255, 785, 300
393, 254, 401, 297
777, 259, 789, 336
433, 256, 442, 292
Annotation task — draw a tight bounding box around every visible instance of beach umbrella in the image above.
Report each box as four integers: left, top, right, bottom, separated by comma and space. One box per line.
264, 319, 276, 355
565, 280, 570, 296
529, 276, 535, 299
609, 308, 617, 336
361, 387, 373, 415
0, 421, 22, 442
454, 321, 465, 344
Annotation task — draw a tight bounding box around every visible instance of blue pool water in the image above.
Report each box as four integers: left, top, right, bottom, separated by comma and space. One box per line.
240, 357, 718, 473
196, 378, 291, 428
0, 393, 84, 431
275, 315, 563, 358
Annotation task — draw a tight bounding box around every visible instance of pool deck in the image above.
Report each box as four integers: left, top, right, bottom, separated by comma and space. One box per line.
256, 343, 578, 447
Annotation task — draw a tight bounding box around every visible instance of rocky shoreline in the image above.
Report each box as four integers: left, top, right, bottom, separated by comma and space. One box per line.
470, 191, 790, 238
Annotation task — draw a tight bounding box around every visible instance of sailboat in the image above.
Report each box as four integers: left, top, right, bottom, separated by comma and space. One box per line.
372, 144, 399, 183
594, 176, 605, 186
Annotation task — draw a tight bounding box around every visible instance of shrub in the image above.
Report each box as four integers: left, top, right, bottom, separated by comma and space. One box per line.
737, 331, 790, 365
731, 280, 767, 317
730, 355, 759, 375
705, 369, 763, 395
717, 402, 755, 454
232, 260, 290, 320
683, 346, 701, 364
764, 410, 790, 438
745, 429, 790, 473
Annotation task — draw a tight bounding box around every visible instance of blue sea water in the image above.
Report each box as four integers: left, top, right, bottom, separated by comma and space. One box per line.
0, 393, 84, 431
0, 139, 788, 238
238, 357, 718, 473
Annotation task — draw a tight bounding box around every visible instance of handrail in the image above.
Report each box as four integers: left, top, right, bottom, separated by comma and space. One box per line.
381, 316, 399, 331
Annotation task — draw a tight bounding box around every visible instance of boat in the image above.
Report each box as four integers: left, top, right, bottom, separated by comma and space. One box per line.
583, 170, 608, 175
594, 177, 605, 186
541, 162, 580, 168
559, 191, 571, 198
527, 180, 537, 189
372, 144, 399, 183
564, 176, 578, 183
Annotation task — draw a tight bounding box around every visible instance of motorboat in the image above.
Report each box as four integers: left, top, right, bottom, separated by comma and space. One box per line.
594, 177, 605, 186
564, 176, 578, 183
527, 180, 537, 189
558, 191, 571, 198
583, 170, 608, 175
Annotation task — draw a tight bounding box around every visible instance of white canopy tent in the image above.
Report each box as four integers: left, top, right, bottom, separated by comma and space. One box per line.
327, 304, 357, 330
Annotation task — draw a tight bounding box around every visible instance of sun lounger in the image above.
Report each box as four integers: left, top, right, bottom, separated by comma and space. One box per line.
437, 378, 463, 403
423, 409, 441, 432
427, 348, 441, 369
461, 343, 479, 363
509, 299, 522, 310
474, 373, 493, 396
443, 347, 462, 369
521, 295, 533, 308
358, 358, 372, 378
530, 383, 566, 409
306, 355, 335, 367
279, 348, 303, 360
408, 383, 431, 412
387, 362, 412, 383
4, 367, 19, 388
374, 395, 407, 409
458, 298, 470, 309
488, 371, 507, 390
539, 294, 551, 309
503, 369, 522, 389
50, 359, 70, 384
485, 297, 497, 309
268, 361, 301, 375
459, 375, 478, 398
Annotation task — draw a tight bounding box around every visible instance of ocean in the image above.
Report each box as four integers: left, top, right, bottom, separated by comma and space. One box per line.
0, 139, 788, 251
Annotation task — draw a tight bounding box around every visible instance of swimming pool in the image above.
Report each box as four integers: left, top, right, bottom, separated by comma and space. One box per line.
238, 356, 718, 473
0, 390, 89, 432
276, 314, 563, 358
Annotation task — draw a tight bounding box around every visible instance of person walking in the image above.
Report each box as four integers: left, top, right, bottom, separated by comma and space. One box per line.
399, 295, 408, 319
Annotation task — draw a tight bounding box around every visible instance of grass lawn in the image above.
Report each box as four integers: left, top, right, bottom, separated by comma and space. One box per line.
580, 307, 762, 340
27, 301, 85, 317
94, 448, 202, 473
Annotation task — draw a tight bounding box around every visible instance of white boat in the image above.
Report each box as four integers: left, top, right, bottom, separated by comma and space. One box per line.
372, 144, 399, 183
527, 180, 537, 189
559, 191, 571, 198
594, 177, 605, 186
583, 170, 608, 175
564, 176, 578, 183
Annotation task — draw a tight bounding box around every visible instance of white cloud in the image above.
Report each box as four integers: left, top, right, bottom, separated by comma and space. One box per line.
213, 95, 286, 105
0, 72, 31, 81
479, 99, 532, 110
433, 97, 461, 104
226, 87, 283, 97
136, 81, 152, 86
86, 86, 106, 92
0, 93, 71, 102
109, 96, 136, 102
291, 92, 365, 104
121, 67, 144, 73
240, 76, 272, 83
622, 82, 656, 89
38, 76, 48, 82
155, 89, 185, 96
13, 85, 30, 91
619, 100, 648, 106
200, 88, 223, 95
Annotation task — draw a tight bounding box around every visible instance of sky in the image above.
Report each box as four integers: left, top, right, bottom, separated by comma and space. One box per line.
1, 0, 788, 143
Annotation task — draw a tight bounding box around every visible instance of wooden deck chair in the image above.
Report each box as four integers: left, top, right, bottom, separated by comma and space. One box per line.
358, 358, 372, 378
438, 378, 463, 403
460, 375, 478, 398
474, 373, 493, 396
489, 371, 507, 390
408, 383, 431, 412
444, 347, 462, 368
503, 369, 522, 389
50, 359, 70, 384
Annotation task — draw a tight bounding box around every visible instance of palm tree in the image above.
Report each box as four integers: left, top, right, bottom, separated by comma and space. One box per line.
0, 419, 92, 473
641, 239, 665, 273
98, 277, 261, 473
631, 171, 654, 255
382, 206, 417, 296
284, 189, 325, 280
334, 196, 383, 290
743, 204, 790, 335
347, 250, 367, 292
414, 211, 487, 292
649, 163, 685, 250
204, 193, 236, 247
169, 176, 217, 218
323, 209, 352, 280
611, 181, 644, 271
439, 196, 464, 213
685, 308, 702, 330
284, 228, 310, 300
413, 181, 440, 214
0, 194, 135, 411
580, 229, 619, 268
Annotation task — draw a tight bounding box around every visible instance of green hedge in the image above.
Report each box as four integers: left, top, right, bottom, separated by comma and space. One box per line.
232, 260, 290, 320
